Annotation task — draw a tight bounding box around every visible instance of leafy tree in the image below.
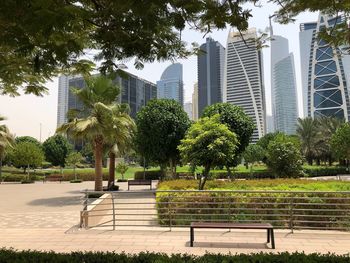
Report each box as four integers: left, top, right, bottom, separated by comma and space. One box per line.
202, 103, 255, 175
178, 115, 239, 190
15, 136, 41, 148
65, 151, 83, 180
257, 132, 283, 150
135, 99, 191, 178
0, 1, 258, 96
0, 116, 14, 181
116, 162, 129, 181
243, 144, 265, 174
42, 134, 72, 167
9, 142, 44, 173
266, 134, 303, 178
57, 102, 133, 191
331, 123, 350, 170
80, 143, 94, 164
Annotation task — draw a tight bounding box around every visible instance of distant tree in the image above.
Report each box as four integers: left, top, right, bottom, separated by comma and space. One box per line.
0, 116, 14, 181
135, 99, 191, 178
243, 144, 265, 174
116, 162, 129, 181
202, 103, 255, 175
9, 142, 44, 173
42, 134, 72, 167
331, 123, 350, 170
65, 151, 83, 180
80, 143, 94, 164
178, 115, 239, 190
296, 117, 319, 165
15, 136, 41, 148
266, 134, 303, 178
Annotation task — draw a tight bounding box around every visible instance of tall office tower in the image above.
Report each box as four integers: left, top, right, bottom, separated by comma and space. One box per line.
184, 102, 193, 120
192, 82, 199, 121
197, 37, 225, 116
224, 28, 266, 143
300, 13, 350, 120
57, 72, 157, 121
157, 63, 184, 106
266, 115, 274, 134
270, 21, 298, 134
57, 75, 70, 127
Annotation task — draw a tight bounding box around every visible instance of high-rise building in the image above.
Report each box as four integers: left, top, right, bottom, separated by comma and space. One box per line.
157, 63, 183, 106
197, 37, 225, 116
300, 13, 350, 120
184, 102, 193, 120
224, 28, 266, 142
192, 82, 199, 121
270, 22, 298, 134
57, 72, 157, 128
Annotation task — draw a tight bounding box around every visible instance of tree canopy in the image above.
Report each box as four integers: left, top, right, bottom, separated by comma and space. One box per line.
331, 122, 350, 162
42, 134, 72, 167
135, 99, 191, 176
178, 115, 238, 189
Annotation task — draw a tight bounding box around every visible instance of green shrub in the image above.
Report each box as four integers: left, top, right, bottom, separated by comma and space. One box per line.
48, 173, 109, 181
134, 170, 163, 180
0, 249, 349, 262
304, 166, 349, 177
70, 179, 83, 183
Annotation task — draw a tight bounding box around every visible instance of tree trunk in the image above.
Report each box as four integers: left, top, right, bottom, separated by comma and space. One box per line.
307, 156, 313, 165
94, 136, 104, 191
199, 165, 211, 190
74, 166, 77, 181
108, 151, 116, 188
226, 166, 233, 180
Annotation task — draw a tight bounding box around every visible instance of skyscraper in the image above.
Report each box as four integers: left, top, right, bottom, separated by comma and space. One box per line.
300, 13, 350, 121
197, 37, 225, 116
224, 28, 266, 142
184, 102, 193, 120
270, 21, 298, 134
157, 63, 184, 106
192, 82, 199, 121
57, 72, 157, 128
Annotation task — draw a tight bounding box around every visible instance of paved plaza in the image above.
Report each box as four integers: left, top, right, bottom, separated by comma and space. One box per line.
0, 181, 350, 255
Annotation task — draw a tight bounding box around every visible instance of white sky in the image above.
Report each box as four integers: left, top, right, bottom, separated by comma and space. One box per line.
0, 3, 319, 141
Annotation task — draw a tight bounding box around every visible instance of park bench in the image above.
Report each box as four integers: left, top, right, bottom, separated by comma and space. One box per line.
190, 222, 275, 249
43, 175, 63, 183
128, 179, 152, 190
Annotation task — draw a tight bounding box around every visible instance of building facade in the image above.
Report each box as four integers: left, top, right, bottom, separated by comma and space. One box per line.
192, 82, 199, 121
300, 13, 350, 121
184, 102, 193, 120
157, 63, 184, 106
224, 28, 266, 143
197, 37, 225, 116
270, 27, 298, 134
57, 72, 157, 128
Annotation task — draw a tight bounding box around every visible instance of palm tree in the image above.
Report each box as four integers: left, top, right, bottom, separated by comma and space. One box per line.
0, 116, 14, 181
296, 117, 318, 165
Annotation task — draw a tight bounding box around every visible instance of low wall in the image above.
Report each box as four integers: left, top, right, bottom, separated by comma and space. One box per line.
80, 193, 112, 228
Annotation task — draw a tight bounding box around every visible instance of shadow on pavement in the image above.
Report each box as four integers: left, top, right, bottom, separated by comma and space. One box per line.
27, 196, 82, 207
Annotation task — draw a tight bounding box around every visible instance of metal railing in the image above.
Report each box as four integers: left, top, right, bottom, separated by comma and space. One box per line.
80, 190, 350, 231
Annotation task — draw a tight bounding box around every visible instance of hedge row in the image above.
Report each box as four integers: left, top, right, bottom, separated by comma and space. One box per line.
0, 249, 349, 263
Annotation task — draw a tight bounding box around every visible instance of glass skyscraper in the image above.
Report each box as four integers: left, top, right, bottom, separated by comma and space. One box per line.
224, 28, 266, 143
197, 37, 225, 116
157, 63, 183, 106
299, 13, 350, 121
270, 24, 298, 134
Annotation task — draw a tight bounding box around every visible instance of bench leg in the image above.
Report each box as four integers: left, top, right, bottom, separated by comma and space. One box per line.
267, 229, 270, 243
190, 227, 194, 247
270, 229, 275, 249
128, 184, 130, 191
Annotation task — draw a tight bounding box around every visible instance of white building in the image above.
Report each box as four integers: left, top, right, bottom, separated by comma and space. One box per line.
57, 75, 70, 128
224, 28, 266, 142
192, 82, 199, 121
299, 13, 350, 120
270, 23, 298, 134
184, 102, 193, 120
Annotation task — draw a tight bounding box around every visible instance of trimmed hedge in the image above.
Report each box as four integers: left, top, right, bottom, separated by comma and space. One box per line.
304, 166, 349, 177
48, 173, 109, 181
0, 249, 349, 262
135, 170, 163, 180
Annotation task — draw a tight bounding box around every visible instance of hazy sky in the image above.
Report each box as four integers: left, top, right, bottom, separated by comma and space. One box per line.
0, 2, 319, 141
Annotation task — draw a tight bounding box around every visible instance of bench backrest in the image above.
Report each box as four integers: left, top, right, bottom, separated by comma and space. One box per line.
128, 179, 151, 185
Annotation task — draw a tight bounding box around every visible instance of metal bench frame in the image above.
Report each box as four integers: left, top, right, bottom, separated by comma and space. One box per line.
190, 222, 275, 249
127, 179, 152, 190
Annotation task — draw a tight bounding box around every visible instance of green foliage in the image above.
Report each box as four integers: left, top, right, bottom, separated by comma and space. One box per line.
135, 99, 191, 174
65, 151, 83, 168
331, 122, 350, 161
243, 144, 265, 166
116, 162, 129, 180
0, 249, 349, 263
178, 115, 238, 189
266, 134, 304, 178
0, 1, 259, 96
42, 134, 72, 167
8, 142, 45, 172
80, 143, 94, 164
202, 103, 255, 159
15, 136, 41, 148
